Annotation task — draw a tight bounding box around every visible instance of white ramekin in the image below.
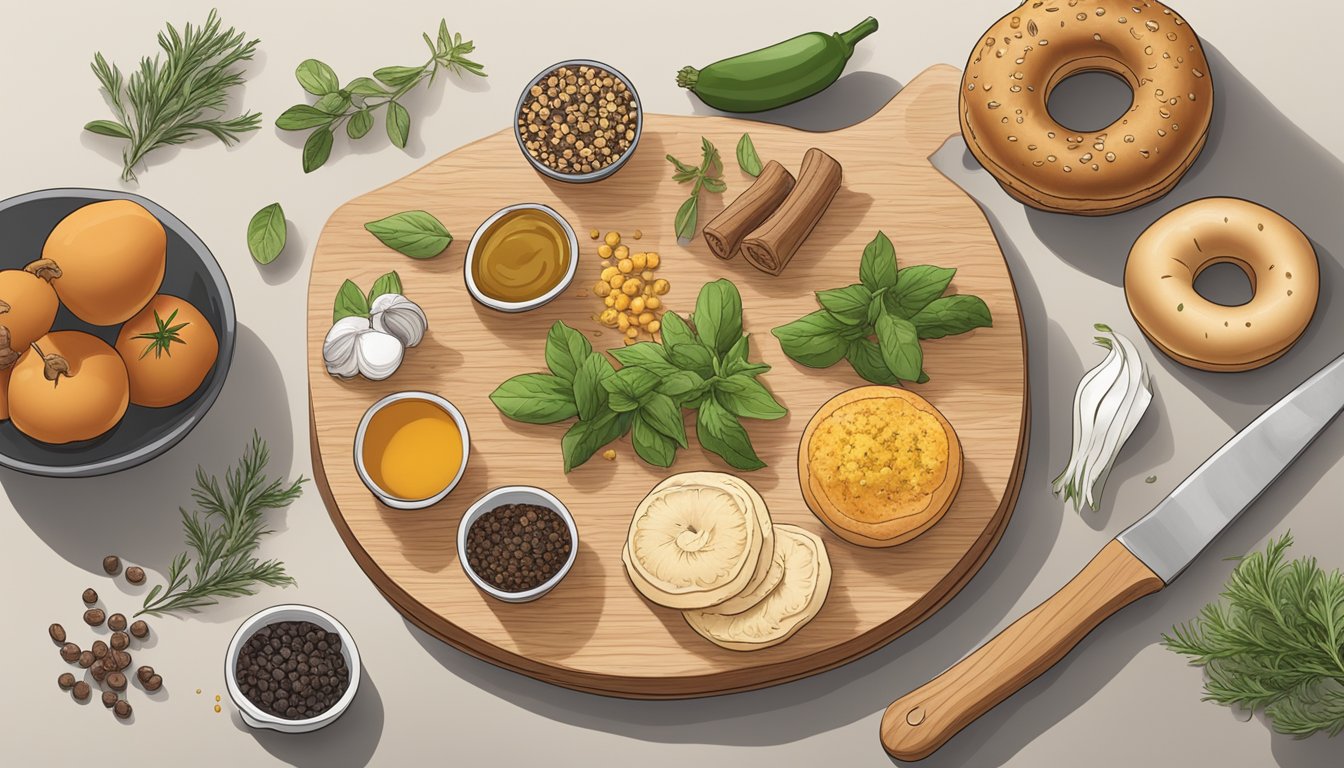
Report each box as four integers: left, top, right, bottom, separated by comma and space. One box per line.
353, 391, 470, 510
457, 486, 579, 603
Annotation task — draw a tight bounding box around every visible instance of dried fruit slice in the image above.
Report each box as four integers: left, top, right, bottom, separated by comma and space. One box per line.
623, 472, 768, 610
710, 535, 785, 616
683, 524, 831, 651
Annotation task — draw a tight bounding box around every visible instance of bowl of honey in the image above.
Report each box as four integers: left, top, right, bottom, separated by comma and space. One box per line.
354, 391, 469, 510
464, 203, 578, 313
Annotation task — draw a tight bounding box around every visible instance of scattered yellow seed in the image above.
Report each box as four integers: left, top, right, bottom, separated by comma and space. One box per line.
600, 266, 618, 282
645, 296, 661, 310
617, 313, 631, 331
215, 704, 222, 713
604, 231, 621, 247
601, 259, 611, 268
617, 258, 634, 274
614, 244, 630, 260
647, 319, 661, 334
633, 229, 643, 240
638, 312, 655, 327
215, 695, 221, 702
196, 689, 202, 695
597, 244, 613, 259
622, 278, 642, 296
645, 252, 661, 269
625, 327, 639, 339
631, 252, 647, 270
594, 281, 611, 297
614, 293, 630, 310
630, 296, 646, 314
604, 294, 616, 307
653, 279, 670, 295
589, 229, 600, 240
602, 449, 617, 460
609, 274, 625, 290
599, 308, 619, 326
640, 270, 655, 282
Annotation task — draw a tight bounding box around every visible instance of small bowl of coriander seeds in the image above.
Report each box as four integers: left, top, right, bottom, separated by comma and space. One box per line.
458, 486, 578, 603
515, 59, 642, 183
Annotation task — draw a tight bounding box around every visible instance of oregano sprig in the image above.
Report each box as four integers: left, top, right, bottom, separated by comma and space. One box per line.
667, 138, 727, 240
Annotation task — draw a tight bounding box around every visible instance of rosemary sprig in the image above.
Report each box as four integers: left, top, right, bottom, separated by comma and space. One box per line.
85, 9, 261, 183
138, 433, 305, 617
133, 309, 189, 359
1163, 533, 1344, 737
276, 20, 486, 172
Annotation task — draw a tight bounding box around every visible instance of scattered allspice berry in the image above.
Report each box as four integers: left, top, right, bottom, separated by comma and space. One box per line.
125, 566, 145, 585
107, 671, 128, 692
59, 643, 80, 663
83, 608, 105, 627
129, 620, 149, 639
58, 673, 76, 690
72, 681, 91, 701
48, 623, 66, 644
110, 650, 132, 671
91, 640, 108, 659
102, 690, 118, 708
91, 661, 109, 683
136, 666, 154, 685
145, 675, 163, 693
82, 588, 98, 605
78, 651, 95, 668
114, 700, 132, 720
102, 555, 121, 575
110, 631, 130, 651
108, 613, 127, 632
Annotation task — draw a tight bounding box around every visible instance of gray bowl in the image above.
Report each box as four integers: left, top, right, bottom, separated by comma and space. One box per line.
514, 59, 643, 183
0, 188, 235, 477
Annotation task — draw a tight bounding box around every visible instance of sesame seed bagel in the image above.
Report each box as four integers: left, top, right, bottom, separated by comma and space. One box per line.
960, 0, 1213, 215
1124, 198, 1319, 371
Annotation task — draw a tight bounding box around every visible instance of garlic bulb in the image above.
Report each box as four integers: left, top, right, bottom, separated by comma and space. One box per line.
371, 293, 428, 348
354, 329, 404, 381
323, 316, 371, 379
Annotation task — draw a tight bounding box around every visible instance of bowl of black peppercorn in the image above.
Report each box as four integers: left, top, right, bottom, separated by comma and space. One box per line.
224, 604, 360, 733
458, 486, 578, 603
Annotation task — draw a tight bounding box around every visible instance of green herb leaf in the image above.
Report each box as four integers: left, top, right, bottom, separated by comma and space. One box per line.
876, 313, 923, 381
657, 313, 694, 351
771, 311, 850, 368
631, 414, 677, 468
374, 65, 425, 89
696, 396, 765, 471
609, 342, 679, 377
347, 108, 374, 139
657, 370, 708, 406
845, 338, 899, 385
887, 265, 957, 317
314, 91, 352, 116
367, 271, 403, 303
246, 203, 287, 265
701, 177, 728, 194
561, 409, 631, 473
674, 196, 698, 241
386, 101, 411, 149
602, 365, 662, 403
276, 104, 335, 131
667, 154, 699, 179
722, 335, 770, 378
346, 76, 388, 96
736, 133, 763, 177
910, 295, 993, 339
639, 392, 689, 448
302, 127, 334, 173
573, 354, 614, 421
858, 231, 899, 291
296, 59, 339, 95
693, 279, 744, 357
713, 374, 787, 421
333, 279, 370, 322
84, 120, 132, 139
815, 283, 872, 326
669, 342, 716, 379
364, 210, 452, 259
543, 321, 593, 382
489, 373, 578, 424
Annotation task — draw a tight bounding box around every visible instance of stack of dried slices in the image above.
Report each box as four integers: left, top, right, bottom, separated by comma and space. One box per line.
622, 472, 831, 650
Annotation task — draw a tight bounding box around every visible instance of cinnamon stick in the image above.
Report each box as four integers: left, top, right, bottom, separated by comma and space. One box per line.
741, 148, 842, 275
703, 160, 796, 260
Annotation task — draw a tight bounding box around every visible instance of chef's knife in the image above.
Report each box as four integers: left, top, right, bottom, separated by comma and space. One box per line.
881, 351, 1344, 761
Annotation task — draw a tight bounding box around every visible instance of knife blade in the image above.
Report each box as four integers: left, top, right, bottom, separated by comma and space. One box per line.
881, 350, 1344, 762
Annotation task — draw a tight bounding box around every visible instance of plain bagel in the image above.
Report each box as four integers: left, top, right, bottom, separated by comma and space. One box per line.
1125, 197, 1319, 372
961, 0, 1213, 215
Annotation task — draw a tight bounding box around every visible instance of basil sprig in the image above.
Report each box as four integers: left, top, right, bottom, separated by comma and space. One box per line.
490, 280, 785, 472
772, 231, 992, 385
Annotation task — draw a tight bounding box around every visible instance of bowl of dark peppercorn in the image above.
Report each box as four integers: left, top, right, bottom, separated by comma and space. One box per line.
458, 486, 578, 603
224, 604, 360, 733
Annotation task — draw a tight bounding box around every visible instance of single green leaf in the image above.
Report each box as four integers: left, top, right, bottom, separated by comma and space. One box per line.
367, 271, 403, 303
659, 311, 697, 349
771, 311, 850, 368
573, 354, 614, 421
696, 396, 765, 470
364, 210, 452, 259
601, 365, 662, 402
674, 196, 698, 241
489, 373, 578, 424
639, 392, 689, 448
845, 338, 900, 385
867, 291, 886, 327
561, 409, 631, 472
859, 231, 899, 291
246, 203, 286, 265
657, 370, 708, 406
607, 390, 641, 413
692, 279, 744, 357
722, 335, 770, 378
631, 414, 677, 468
373, 65, 425, 89
669, 342, 716, 378
296, 59, 339, 95
887, 265, 957, 317
313, 91, 351, 116
543, 321, 592, 382
346, 76, 388, 96
666, 153, 699, 179
910, 295, 994, 339
84, 119, 132, 139
876, 313, 923, 380
386, 101, 411, 149
736, 133, 763, 177
609, 342, 678, 377
713, 374, 787, 421
333, 279, 370, 322
276, 104, 335, 131
701, 177, 727, 194
816, 283, 873, 326
347, 108, 374, 139
302, 127, 334, 173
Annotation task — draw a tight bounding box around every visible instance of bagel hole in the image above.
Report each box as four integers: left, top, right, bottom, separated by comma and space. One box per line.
1193, 262, 1255, 307
1047, 71, 1134, 133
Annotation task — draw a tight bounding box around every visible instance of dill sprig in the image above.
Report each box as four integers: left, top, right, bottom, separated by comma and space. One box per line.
1163, 533, 1344, 737
138, 433, 305, 617
85, 9, 261, 182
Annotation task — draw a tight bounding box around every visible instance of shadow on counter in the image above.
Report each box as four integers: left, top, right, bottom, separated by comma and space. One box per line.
236, 668, 384, 768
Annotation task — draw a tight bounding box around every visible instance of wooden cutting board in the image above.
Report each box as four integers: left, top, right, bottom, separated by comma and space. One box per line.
307, 64, 1028, 698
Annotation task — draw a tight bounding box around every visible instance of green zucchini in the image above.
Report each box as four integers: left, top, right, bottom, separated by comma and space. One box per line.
677, 17, 878, 113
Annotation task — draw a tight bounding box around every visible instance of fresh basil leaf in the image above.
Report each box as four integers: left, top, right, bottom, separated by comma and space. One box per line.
607, 391, 641, 413
639, 392, 688, 448
674, 196, 698, 241
736, 133, 763, 177
386, 101, 411, 149
602, 365, 661, 401
296, 59, 339, 96
543, 321, 592, 382
669, 342, 715, 378
302, 127, 334, 173
631, 414, 677, 468
859, 230, 898, 291
313, 91, 351, 116
367, 271, 403, 303
723, 335, 749, 366
84, 120, 131, 139
659, 311, 697, 348
277, 104, 335, 131
910, 295, 993, 339
845, 338, 899, 385
347, 108, 374, 139
373, 65, 424, 89
364, 210, 452, 259
771, 311, 850, 368
701, 177, 727, 194
246, 203, 286, 265
887, 265, 957, 317
657, 370, 708, 405
867, 292, 886, 327
609, 342, 678, 377
876, 313, 923, 381
816, 283, 872, 326
561, 409, 631, 473
696, 396, 765, 471
572, 354, 614, 421
693, 279, 744, 357
722, 335, 770, 378
713, 374, 787, 421
333, 279, 370, 322
489, 373, 577, 424
346, 77, 388, 96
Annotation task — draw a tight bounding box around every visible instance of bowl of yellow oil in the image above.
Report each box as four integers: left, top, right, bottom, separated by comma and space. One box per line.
464, 203, 578, 313
354, 391, 469, 510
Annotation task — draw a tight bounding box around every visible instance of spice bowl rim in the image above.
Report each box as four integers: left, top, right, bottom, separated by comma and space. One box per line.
224, 603, 362, 734
513, 58, 643, 184
457, 485, 579, 603
463, 202, 580, 313
353, 391, 471, 510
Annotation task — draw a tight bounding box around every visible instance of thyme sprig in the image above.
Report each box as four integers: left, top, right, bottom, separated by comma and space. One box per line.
133, 309, 189, 359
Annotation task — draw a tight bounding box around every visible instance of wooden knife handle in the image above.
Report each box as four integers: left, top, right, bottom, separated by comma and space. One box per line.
880, 540, 1164, 761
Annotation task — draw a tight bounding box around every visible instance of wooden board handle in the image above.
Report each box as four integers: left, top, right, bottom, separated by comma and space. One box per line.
879, 539, 1164, 761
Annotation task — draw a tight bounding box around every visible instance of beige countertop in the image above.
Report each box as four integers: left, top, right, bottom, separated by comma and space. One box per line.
3, 1, 1341, 766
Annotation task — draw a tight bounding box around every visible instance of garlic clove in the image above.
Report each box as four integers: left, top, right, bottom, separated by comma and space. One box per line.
323, 316, 371, 379
370, 293, 428, 348
355, 329, 405, 381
